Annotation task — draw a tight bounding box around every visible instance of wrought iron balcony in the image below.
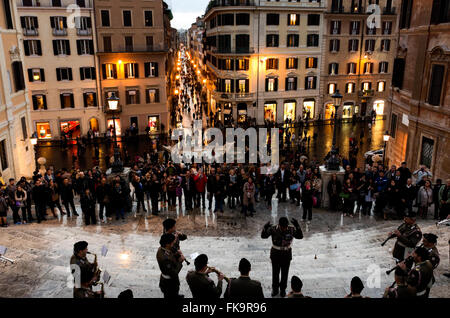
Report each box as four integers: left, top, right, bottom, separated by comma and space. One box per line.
358, 89, 375, 98
76, 28, 92, 36
52, 28, 67, 36
23, 28, 39, 36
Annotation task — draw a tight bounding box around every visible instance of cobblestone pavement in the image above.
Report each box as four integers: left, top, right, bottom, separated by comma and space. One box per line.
0, 199, 448, 298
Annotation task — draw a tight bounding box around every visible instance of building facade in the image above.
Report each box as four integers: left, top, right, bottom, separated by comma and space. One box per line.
204, 0, 325, 126
0, 0, 35, 178
387, 0, 449, 180
321, 0, 399, 121
16, 0, 103, 141
94, 0, 173, 136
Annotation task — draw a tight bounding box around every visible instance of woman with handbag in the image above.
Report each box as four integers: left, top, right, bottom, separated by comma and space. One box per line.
14, 185, 28, 224
417, 180, 433, 219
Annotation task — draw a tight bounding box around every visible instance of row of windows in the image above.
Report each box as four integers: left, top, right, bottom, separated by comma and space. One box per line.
21, 0, 87, 7
328, 20, 393, 35
100, 9, 153, 28
20, 16, 92, 35
266, 34, 320, 47
327, 81, 386, 95
27, 67, 96, 82
208, 13, 321, 28
329, 38, 391, 52
101, 62, 159, 80
327, 61, 389, 75
23, 39, 94, 56
101, 35, 156, 52
216, 76, 319, 92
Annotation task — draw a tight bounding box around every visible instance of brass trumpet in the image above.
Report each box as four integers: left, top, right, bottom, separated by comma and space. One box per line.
207, 267, 230, 283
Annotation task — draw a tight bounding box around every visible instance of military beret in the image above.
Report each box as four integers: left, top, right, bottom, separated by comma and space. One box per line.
159, 233, 176, 247
423, 233, 438, 244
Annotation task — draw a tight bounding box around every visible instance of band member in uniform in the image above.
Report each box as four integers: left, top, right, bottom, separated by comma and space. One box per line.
224, 258, 264, 299
399, 246, 434, 298
70, 241, 102, 298
186, 254, 223, 299
383, 268, 415, 298
163, 218, 188, 264
261, 217, 303, 298
389, 212, 422, 262
287, 276, 311, 298
422, 233, 440, 269
156, 233, 184, 299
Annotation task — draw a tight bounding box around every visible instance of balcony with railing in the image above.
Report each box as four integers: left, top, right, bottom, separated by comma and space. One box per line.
213, 91, 255, 101
97, 43, 169, 54
210, 46, 255, 55
23, 28, 39, 36
76, 28, 92, 36
52, 28, 67, 36
205, 0, 255, 14
358, 90, 375, 98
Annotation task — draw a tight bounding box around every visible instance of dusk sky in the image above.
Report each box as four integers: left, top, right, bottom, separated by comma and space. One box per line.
166, 0, 211, 30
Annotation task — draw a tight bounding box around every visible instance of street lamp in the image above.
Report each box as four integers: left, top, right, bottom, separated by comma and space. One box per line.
383, 131, 390, 168
106, 92, 124, 173
327, 90, 343, 171
30, 132, 38, 172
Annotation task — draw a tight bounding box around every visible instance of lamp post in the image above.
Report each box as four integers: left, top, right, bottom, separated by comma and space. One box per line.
30, 132, 38, 172
383, 131, 390, 169
106, 92, 124, 173
327, 90, 343, 171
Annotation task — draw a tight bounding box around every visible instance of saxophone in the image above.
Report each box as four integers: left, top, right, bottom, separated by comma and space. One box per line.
87, 252, 102, 285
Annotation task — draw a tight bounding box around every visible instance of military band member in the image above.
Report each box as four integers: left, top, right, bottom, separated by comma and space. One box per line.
261, 217, 303, 298
422, 233, 440, 269
163, 218, 188, 263
186, 254, 223, 299
70, 241, 102, 298
383, 268, 415, 299
389, 212, 422, 262
224, 258, 264, 299
156, 233, 184, 299
287, 276, 311, 298
399, 246, 434, 298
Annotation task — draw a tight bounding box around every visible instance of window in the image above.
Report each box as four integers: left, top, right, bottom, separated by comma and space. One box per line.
328, 83, 336, 94
50, 16, 67, 35
146, 88, 160, 103
76, 40, 94, 55
366, 26, 376, 35
32, 94, 47, 110
52, 0, 61, 6
330, 39, 340, 52
125, 36, 133, 52
20, 16, 39, 35
3, 0, 14, 29
305, 57, 318, 69
349, 21, 360, 35
381, 39, 391, 52
266, 14, 279, 25
103, 36, 112, 52
75, 16, 92, 35
288, 14, 299, 26
330, 20, 341, 34
56, 68, 73, 81
12, 62, 25, 92
365, 39, 375, 52
430, 0, 450, 24
236, 13, 250, 25
266, 78, 278, 92
287, 34, 299, 47
348, 39, 359, 52
22, 0, 33, 7
146, 36, 154, 51
123, 10, 132, 27
307, 34, 319, 47
218, 14, 234, 26
428, 64, 445, 106
305, 76, 317, 90
101, 10, 110, 27
236, 79, 249, 94
148, 116, 160, 132
362, 82, 372, 91
285, 77, 297, 91
23, 40, 42, 56
266, 58, 279, 70
102, 63, 117, 79
219, 59, 234, 71
364, 62, 374, 74
347, 62, 356, 74
346, 82, 356, 94
79, 67, 96, 80
390, 113, 398, 138
21, 117, 28, 140
77, 0, 86, 8
379, 61, 388, 73
218, 35, 231, 52
392, 58, 406, 89
144, 11, 153, 27
307, 14, 320, 26
266, 34, 279, 47
329, 63, 339, 75
286, 58, 298, 69
400, 0, 413, 29
27, 68, 45, 82
235, 34, 250, 53
224, 79, 232, 93
420, 137, 434, 168
125, 63, 139, 79
126, 90, 140, 105
83, 92, 97, 107
237, 58, 249, 71
52, 40, 71, 55
60, 93, 75, 109
0, 140, 8, 171
36, 122, 51, 139
145, 62, 159, 77
382, 21, 392, 34
377, 81, 386, 92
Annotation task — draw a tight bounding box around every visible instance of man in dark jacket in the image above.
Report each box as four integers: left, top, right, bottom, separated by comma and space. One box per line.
275, 164, 290, 202
224, 258, 264, 299
80, 188, 96, 226
186, 254, 223, 299
95, 177, 110, 222
182, 171, 195, 211
61, 178, 78, 217
32, 179, 48, 223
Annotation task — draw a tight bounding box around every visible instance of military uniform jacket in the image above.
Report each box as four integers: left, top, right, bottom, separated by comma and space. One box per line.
261, 225, 303, 259
156, 247, 182, 285
407, 260, 434, 295
383, 285, 415, 299
427, 246, 440, 270
186, 270, 223, 299
393, 223, 422, 261
224, 276, 264, 299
